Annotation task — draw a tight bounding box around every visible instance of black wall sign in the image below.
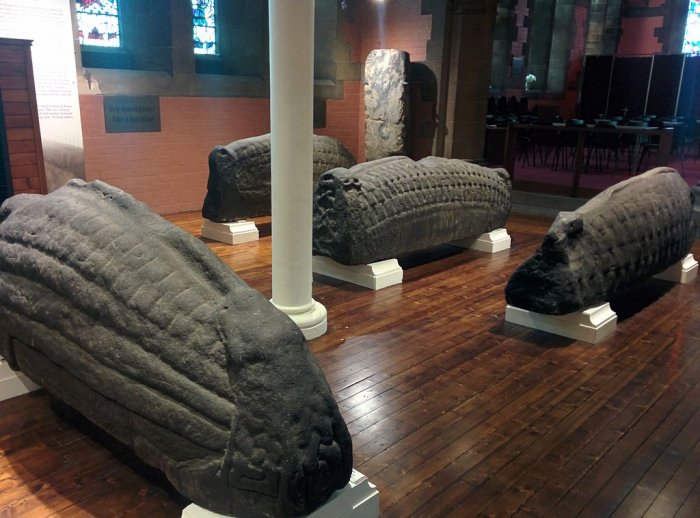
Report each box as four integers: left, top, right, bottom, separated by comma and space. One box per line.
104, 96, 161, 133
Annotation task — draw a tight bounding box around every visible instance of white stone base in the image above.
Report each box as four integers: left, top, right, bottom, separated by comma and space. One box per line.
0, 357, 41, 401
271, 298, 328, 340
505, 303, 618, 344
182, 469, 379, 518
450, 228, 512, 253
201, 220, 259, 245
312, 256, 403, 290
654, 254, 698, 284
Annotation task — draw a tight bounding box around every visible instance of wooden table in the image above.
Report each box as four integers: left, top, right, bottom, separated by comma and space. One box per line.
503, 123, 674, 197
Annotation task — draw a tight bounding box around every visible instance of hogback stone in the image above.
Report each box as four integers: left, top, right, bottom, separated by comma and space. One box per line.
505, 167, 696, 315
0, 180, 353, 517
202, 133, 356, 222
364, 49, 410, 161
313, 156, 512, 265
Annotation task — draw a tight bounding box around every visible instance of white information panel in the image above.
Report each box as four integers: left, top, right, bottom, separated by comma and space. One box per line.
0, 0, 85, 191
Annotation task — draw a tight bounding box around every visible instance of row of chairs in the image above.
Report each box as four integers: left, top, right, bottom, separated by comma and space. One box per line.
516, 117, 700, 175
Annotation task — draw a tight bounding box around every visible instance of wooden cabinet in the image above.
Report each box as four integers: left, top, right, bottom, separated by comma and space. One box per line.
0, 37, 46, 202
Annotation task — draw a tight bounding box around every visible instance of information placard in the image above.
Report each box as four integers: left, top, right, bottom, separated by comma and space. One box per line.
104, 96, 161, 133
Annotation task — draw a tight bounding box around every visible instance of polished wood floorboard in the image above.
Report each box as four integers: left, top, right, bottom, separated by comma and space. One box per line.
1, 211, 700, 517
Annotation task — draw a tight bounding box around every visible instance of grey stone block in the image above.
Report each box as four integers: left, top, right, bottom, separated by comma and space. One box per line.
0, 180, 353, 517
202, 133, 356, 222
313, 156, 512, 265
505, 167, 696, 315
364, 49, 410, 160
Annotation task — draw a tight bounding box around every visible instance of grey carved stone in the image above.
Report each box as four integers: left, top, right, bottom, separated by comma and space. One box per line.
364, 49, 410, 161
313, 156, 512, 265
0, 180, 352, 517
202, 133, 356, 222
505, 167, 696, 315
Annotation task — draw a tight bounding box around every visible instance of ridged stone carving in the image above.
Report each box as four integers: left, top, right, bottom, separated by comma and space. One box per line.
505, 167, 696, 315
202, 133, 356, 222
313, 156, 512, 265
0, 180, 353, 517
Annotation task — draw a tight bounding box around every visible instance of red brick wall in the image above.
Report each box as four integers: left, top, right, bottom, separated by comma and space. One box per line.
357, 0, 432, 62
80, 95, 270, 215
315, 80, 363, 162
81, 88, 367, 214
617, 16, 664, 55
77, 1, 436, 215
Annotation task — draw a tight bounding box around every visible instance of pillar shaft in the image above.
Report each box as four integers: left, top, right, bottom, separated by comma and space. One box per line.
269, 0, 327, 339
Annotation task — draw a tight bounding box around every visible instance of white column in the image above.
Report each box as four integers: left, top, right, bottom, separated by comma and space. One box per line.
269, 0, 327, 339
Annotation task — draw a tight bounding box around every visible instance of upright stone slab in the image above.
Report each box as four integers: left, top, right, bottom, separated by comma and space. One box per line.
364, 49, 410, 161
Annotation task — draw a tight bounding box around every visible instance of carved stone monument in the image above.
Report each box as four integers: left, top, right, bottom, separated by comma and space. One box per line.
313, 156, 512, 265
364, 49, 410, 161
0, 180, 353, 517
505, 167, 696, 315
202, 133, 356, 222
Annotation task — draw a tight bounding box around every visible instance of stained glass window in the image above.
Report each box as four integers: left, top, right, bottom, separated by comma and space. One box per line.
192, 0, 217, 55
76, 0, 120, 48
683, 1, 700, 56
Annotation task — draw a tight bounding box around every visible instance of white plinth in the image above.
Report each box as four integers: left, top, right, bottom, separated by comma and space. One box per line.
450, 228, 512, 253
312, 256, 403, 290
654, 254, 698, 284
181, 469, 379, 518
0, 357, 40, 401
272, 298, 328, 341
505, 303, 617, 344
201, 220, 259, 245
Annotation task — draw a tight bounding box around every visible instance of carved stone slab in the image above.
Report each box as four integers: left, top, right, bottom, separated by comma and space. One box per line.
0, 180, 353, 517
202, 133, 356, 222
505, 167, 696, 315
313, 156, 512, 265
364, 49, 410, 161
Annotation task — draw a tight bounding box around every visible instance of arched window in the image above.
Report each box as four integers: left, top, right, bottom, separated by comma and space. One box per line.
683, 1, 700, 56
75, 0, 120, 48
192, 0, 217, 55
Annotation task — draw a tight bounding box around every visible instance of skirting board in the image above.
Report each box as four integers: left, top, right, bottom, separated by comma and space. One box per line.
201, 220, 259, 245
0, 358, 41, 401
505, 303, 617, 344
313, 256, 403, 290
654, 254, 698, 284
182, 469, 379, 518
450, 228, 512, 253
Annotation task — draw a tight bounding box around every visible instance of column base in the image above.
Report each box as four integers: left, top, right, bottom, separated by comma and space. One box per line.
654, 253, 698, 284
201, 220, 259, 245
271, 298, 328, 340
450, 228, 512, 253
313, 256, 403, 290
0, 358, 41, 401
505, 303, 617, 344
181, 470, 379, 518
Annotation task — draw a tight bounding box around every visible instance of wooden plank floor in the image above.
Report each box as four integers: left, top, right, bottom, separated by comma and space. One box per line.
2, 211, 700, 517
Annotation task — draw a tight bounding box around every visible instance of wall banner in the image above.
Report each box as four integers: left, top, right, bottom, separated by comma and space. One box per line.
0, 0, 85, 191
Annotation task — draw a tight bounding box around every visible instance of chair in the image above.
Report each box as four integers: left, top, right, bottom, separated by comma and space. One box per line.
681, 118, 700, 163
530, 124, 559, 167
551, 119, 584, 170
585, 120, 622, 172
